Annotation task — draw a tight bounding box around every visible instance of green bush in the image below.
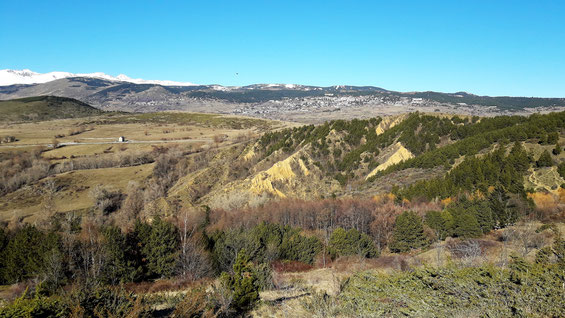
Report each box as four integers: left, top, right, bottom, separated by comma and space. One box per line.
336, 263, 565, 317
328, 227, 378, 258
212, 223, 322, 272
0, 291, 68, 318
68, 285, 148, 318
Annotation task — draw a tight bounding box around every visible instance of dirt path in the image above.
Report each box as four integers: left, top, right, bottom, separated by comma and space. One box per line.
0, 138, 212, 149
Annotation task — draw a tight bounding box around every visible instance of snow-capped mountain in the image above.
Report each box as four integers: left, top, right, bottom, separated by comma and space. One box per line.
0, 69, 197, 86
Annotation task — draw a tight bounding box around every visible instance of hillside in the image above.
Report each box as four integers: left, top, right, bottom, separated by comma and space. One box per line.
0, 96, 103, 122
4, 110, 565, 214
2, 76, 565, 122
137, 111, 564, 213
1, 110, 565, 317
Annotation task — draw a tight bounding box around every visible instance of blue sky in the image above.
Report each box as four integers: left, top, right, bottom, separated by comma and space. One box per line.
1, 0, 564, 97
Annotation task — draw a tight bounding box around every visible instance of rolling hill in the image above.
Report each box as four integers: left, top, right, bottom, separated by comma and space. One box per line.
0, 96, 104, 122
1, 72, 565, 123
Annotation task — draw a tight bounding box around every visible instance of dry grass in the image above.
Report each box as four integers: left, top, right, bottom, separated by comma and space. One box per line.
0, 164, 153, 222
0, 113, 290, 221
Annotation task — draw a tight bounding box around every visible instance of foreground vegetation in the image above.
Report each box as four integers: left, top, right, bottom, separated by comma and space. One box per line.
1, 193, 563, 316
307, 259, 565, 317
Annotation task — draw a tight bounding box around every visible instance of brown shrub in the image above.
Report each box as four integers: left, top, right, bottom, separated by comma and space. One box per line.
272, 260, 313, 273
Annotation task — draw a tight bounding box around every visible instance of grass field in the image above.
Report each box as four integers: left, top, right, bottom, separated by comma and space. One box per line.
0, 111, 292, 221
0, 164, 154, 222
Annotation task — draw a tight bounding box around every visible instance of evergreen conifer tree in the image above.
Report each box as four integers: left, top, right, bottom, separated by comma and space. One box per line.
144, 217, 179, 278
537, 150, 554, 167
220, 250, 259, 313
553, 142, 562, 155
102, 226, 139, 284
390, 211, 427, 253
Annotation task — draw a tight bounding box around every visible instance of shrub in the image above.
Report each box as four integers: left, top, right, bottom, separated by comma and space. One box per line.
90, 186, 124, 215
337, 263, 565, 317
0, 291, 69, 318
68, 285, 149, 318
328, 227, 378, 259
171, 285, 211, 317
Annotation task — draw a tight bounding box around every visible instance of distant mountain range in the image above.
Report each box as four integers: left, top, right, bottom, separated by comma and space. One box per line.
0, 69, 197, 87
1, 69, 565, 122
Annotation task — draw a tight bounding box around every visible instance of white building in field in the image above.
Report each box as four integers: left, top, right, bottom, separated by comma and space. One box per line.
118, 136, 126, 142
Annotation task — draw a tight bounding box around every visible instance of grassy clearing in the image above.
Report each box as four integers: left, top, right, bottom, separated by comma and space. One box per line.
82, 112, 276, 131
0, 111, 286, 221
0, 164, 153, 222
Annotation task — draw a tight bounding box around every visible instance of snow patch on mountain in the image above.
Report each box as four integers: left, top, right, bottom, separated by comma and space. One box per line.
0, 69, 197, 86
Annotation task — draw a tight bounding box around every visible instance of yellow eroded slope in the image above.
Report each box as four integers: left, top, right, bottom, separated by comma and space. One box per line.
250, 152, 310, 197
375, 114, 408, 135
366, 142, 414, 179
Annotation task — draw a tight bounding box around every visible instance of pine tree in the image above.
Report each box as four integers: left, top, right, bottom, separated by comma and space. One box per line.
101, 226, 140, 284
0, 227, 6, 284
547, 132, 559, 145
129, 220, 152, 279
220, 250, 259, 313
489, 187, 518, 228
449, 199, 494, 235
508, 142, 530, 173
537, 150, 554, 167
1, 225, 59, 283
425, 210, 453, 240
453, 212, 482, 238
390, 211, 427, 253
558, 162, 565, 179
144, 217, 179, 278
553, 142, 562, 155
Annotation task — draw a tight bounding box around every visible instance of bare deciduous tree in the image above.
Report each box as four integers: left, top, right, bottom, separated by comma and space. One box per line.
78, 216, 105, 282
175, 209, 212, 280
448, 239, 483, 265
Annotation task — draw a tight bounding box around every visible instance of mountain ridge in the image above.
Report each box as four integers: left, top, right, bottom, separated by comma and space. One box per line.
2, 70, 565, 123
0, 69, 197, 87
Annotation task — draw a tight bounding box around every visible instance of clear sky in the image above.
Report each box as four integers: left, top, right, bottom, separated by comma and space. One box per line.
1, 0, 564, 97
